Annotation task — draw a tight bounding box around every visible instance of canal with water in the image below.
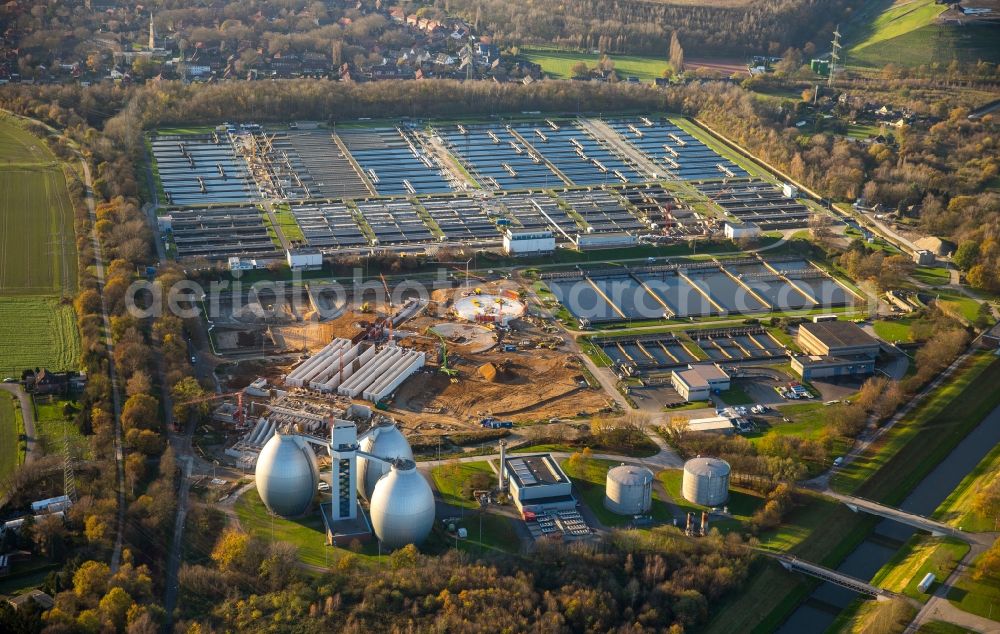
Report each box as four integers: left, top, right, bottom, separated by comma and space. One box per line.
776, 399, 1000, 633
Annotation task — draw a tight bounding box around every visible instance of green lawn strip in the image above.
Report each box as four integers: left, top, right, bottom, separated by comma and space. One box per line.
911, 266, 951, 287
870, 535, 968, 602
429, 461, 496, 510
577, 338, 613, 367
234, 488, 380, 568
933, 442, 1000, 532
934, 292, 981, 323
520, 47, 669, 82
717, 384, 754, 406
33, 396, 89, 460
873, 319, 914, 343
270, 203, 306, 243
662, 400, 712, 412
560, 457, 672, 527
439, 511, 521, 554
947, 547, 1000, 621
832, 353, 998, 499
0, 395, 20, 492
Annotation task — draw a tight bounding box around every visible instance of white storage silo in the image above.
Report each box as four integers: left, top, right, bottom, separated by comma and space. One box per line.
604, 464, 654, 515
682, 457, 730, 507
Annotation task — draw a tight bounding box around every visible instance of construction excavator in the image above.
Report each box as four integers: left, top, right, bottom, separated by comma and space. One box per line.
425, 327, 459, 381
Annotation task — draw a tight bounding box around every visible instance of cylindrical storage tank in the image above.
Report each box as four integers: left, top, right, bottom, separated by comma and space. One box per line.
368, 459, 435, 549
682, 457, 730, 507
254, 433, 320, 517
604, 463, 654, 515
357, 421, 414, 500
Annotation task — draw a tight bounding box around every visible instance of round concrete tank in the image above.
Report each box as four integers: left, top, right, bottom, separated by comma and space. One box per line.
604, 464, 654, 515
682, 457, 730, 507
368, 459, 435, 549
357, 421, 413, 500
255, 432, 320, 517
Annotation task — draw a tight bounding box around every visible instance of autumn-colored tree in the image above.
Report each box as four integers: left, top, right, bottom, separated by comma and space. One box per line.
121, 393, 159, 434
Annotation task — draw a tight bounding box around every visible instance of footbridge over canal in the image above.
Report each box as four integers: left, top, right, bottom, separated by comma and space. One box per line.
763, 553, 904, 602
822, 490, 983, 544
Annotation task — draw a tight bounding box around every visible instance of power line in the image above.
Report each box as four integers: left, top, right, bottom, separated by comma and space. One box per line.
829, 25, 842, 87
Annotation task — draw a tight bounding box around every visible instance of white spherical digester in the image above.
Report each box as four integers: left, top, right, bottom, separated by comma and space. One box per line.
357, 421, 414, 500
254, 432, 320, 517
368, 459, 435, 549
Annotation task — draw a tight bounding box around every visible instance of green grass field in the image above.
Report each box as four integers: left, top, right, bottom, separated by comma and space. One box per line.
0, 167, 77, 295
833, 353, 1000, 502
948, 547, 1000, 621
934, 442, 1000, 532
520, 48, 670, 81
706, 490, 874, 633
873, 319, 915, 343
0, 395, 22, 491
234, 488, 379, 568
0, 297, 80, 377
560, 457, 673, 527
849, 0, 948, 52
33, 397, 89, 460
911, 266, 951, 287
0, 117, 80, 384
430, 461, 496, 510
846, 0, 1000, 68
871, 535, 968, 601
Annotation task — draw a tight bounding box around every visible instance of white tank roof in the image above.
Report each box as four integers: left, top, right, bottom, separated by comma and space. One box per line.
684, 457, 731, 477
608, 463, 654, 485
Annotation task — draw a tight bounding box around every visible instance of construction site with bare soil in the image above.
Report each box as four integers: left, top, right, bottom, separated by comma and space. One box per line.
264, 280, 613, 437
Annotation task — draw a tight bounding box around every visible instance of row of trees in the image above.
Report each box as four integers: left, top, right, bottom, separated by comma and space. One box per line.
437, 0, 862, 57
171, 526, 753, 632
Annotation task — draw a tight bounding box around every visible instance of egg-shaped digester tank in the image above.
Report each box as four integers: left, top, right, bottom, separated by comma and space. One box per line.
254, 432, 320, 517
368, 459, 435, 549
357, 421, 413, 500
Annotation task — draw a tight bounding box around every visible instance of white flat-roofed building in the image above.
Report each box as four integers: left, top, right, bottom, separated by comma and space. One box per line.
503, 229, 555, 255
685, 415, 736, 434
723, 221, 761, 240
671, 363, 730, 402
286, 248, 323, 270
503, 453, 576, 513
